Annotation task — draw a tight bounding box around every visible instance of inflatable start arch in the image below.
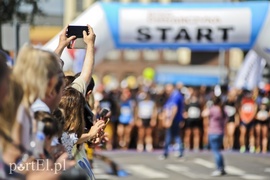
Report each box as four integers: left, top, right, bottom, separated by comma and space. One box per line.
43, 1, 270, 71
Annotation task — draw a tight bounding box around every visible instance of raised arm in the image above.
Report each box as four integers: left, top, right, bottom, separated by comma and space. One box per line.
79, 24, 96, 86
54, 26, 76, 57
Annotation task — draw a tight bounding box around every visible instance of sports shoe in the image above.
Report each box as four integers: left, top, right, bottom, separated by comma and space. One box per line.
174, 151, 183, 158
137, 144, 144, 152
146, 144, 153, 152
240, 146, 246, 153
249, 146, 255, 153
255, 147, 261, 154
211, 170, 226, 177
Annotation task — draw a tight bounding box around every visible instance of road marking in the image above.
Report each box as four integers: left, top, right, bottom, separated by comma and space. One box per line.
166, 164, 209, 179
226, 166, 245, 175
264, 168, 270, 172
194, 158, 245, 175
92, 168, 105, 174
95, 175, 111, 180
193, 158, 215, 168
127, 165, 169, 178
165, 164, 189, 172
241, 174, 266, 180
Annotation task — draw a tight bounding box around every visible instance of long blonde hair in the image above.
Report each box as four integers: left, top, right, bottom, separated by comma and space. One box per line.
12, 44, 62, 108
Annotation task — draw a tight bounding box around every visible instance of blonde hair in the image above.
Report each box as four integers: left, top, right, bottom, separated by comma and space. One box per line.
12, 44, 62, 107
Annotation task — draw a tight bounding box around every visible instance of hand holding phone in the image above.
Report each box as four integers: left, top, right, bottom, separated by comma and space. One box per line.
66, 25, 89, 49
98, 109, 110, 125
99, 108, 109, 119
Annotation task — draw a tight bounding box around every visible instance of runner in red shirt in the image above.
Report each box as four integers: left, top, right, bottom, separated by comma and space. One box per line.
238, 91, 257, 153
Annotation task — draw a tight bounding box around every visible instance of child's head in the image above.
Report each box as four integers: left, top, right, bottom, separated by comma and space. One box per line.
34, 111, 62, 139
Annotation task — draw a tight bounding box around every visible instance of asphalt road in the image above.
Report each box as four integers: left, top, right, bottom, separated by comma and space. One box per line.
92, 150, 270, 180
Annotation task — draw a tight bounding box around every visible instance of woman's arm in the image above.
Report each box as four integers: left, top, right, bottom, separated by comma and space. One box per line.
76, 120, 105, 144
54, 26, 76, 57
78, 25, 96, 86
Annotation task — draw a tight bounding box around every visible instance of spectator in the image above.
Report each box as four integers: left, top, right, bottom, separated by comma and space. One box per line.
34, 111, 62, 159
12, 45, 62, 152
57, 87, 105, 180
0, 54, 10, 179
203, 96, 227, 176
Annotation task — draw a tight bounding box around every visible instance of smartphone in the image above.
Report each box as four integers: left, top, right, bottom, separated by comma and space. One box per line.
99, 109, 109, 119
66, 25, 89, 49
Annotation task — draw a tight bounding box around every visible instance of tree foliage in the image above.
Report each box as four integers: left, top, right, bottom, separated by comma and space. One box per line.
0, 0, 44, 24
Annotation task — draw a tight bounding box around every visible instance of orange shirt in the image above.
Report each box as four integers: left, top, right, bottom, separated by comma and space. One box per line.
239, 98, 257, 124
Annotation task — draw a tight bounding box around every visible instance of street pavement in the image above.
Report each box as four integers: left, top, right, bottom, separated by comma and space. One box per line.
92, 149, 270, 180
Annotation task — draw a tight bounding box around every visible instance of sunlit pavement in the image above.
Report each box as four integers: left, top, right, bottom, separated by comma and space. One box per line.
92, 149, 270, 180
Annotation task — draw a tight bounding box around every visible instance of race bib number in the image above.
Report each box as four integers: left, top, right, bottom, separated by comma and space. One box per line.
188, 107, 201, 119
257, 110, 269, 120
224, 105, 236, 117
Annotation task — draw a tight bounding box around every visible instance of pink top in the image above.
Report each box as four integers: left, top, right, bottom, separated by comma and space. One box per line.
208, 106, 227, 135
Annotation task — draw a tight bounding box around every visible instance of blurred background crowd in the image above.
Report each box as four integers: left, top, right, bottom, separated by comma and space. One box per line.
0, 0, 270, 179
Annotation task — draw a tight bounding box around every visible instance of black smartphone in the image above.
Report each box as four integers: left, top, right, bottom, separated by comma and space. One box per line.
66, 25, 89, 49
99, 109, 109, 119
66, 25, 88, 38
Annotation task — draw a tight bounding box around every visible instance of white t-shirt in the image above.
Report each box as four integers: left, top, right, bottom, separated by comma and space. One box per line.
71, 76, 87, 95
31, 98, 50, 113
138, 100, 155, 119
16, 104, 34, 151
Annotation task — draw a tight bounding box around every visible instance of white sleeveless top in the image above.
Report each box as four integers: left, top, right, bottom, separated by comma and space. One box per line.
138, 100, 155, 119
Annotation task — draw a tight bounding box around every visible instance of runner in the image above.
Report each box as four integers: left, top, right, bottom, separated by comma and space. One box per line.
238, 90, 257, 153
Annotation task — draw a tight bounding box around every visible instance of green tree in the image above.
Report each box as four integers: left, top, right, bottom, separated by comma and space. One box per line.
0, 0, 43, 49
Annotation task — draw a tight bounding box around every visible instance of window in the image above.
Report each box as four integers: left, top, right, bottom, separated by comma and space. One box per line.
177, 48, 191, 65
163, 49, 178, 62
123, 49, 140, 62
143, 49, 159, 61
105, 50, 121, 61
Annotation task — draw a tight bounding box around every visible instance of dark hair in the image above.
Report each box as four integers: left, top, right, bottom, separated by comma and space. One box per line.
64, 76, 75, 88
213, 96, 226, 118
55, 72, 65, 93
75, 72, 95, 92
34, 111, 62, 138
0, 53, 9, 82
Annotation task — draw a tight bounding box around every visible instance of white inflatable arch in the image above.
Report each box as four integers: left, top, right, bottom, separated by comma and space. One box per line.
43, 1, 270, 71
